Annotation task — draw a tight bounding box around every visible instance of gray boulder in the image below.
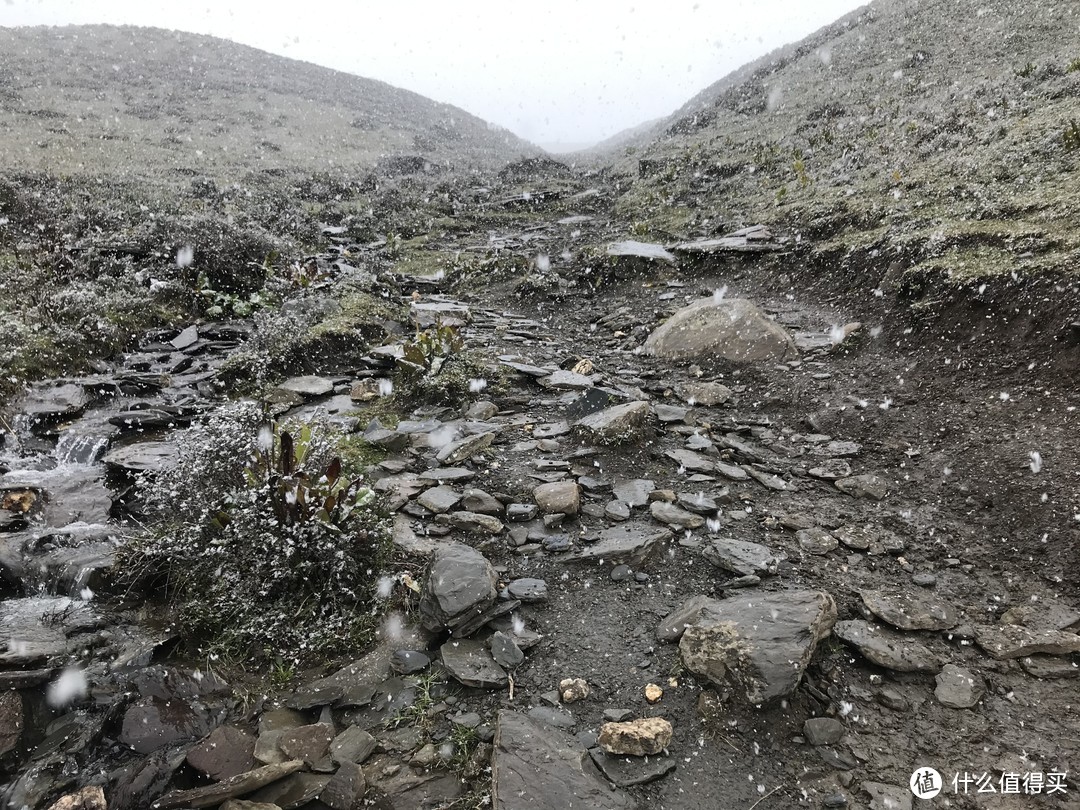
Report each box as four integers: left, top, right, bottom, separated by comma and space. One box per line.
679, 590, 837, 704
418, 543, 497, 632
574, 401, 654, 446
644, 298, 798, 363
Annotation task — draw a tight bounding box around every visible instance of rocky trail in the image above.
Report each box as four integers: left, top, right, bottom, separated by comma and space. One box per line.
2, 168, 1079, 810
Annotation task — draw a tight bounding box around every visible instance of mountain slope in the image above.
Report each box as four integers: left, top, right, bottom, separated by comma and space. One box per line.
614, 0, 1080, 288
0, 25, 537, 180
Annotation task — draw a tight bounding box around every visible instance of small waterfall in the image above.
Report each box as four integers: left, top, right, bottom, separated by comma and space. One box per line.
54, 433, 111, 465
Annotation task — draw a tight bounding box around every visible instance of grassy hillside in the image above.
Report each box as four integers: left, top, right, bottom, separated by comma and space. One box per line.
0, 25, 536, 181
613, 0, 1080, 288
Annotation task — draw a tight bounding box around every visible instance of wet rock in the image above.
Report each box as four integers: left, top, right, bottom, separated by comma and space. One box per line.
644, 298, 798, 363
862, 781, 912, 810
528, 705, 576, 729
589, 748, 676, 786
448, 510, 505, 534
808, 459, 852, 480
411, 300, 471, 328
102, 440, 178, 474
533, 480, 580, 515
703, 538, 783, 577
657, 595, 719, 642
390, 650, 431, 675
220, 802, 281, 810
490, 631, 525, 669
973, 623, 1080, 659
507, 503, 538, 521
677, 491, 724, 514
45, 787, 107, 810
21, 383, 90, 422
653, 404, 688, 426
417, 466, 475, 484
1000, 603, 1080, 631
935, 664, 984, 708
605, 500, 631, 520
533, 420, 571, 438
1020, 655, 1080, 679
507, 577, 547, 602
441, 638, 508, 688
573, 401, 654, 445
560, 677, 590, 703
287, 648, 389, 710
803, 718, 844, 746
320, 761, 366, 810
0, 597, 99, 666
540, 369, 594, 389
462, 487, 504, 515
860, 588, 958, 631
568, 523, 671, 566
745, 467, 790, 491
832, 525, 872, 551
650, 501, 705, 529
416, 484, 462, 513
679, 590, 837, 704
391, 514, 435, 556
330, 725, 377, 765
797, 528, 839, 555
121, 696, 217, 754
279, 723, 334, 769
832, 620, 942, 672
491, 711, 635, 810
151, 760, 305, 810
436, 431, 495, 464
598, 717, 672, 756
419, 542, 497, 633
278, 375, 335, 398
715, 461, 749, 481
0, 690, 22, 756
612, 478, 655, 507
249, 773, 332, 809
665, 447, 715, 473
186, 725, 256, 781
674, 380, 732, 406
834, 474, 888, 501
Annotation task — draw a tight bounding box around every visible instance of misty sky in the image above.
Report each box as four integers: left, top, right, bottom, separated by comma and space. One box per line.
0, 0, 868, 150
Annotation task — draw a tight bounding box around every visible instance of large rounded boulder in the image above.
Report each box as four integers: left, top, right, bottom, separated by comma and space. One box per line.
643, 297, 798, 363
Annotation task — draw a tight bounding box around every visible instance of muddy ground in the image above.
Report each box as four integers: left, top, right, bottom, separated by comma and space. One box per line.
2, 159, 1079, 810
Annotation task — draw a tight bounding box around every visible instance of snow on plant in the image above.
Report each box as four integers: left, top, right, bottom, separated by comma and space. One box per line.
124, 401, 391, 666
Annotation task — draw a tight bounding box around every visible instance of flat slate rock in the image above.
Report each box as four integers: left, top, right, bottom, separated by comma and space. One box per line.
492, 711, 636, 810
567, 524, 671, 566
612, 478, 655, 507
860, 589, 958, 631
589, 747, 677, 786
152, 761, 306, 810
102, 441, 178, 474
703, 538, 783, 577
441, 638, 508, 689
833, 620, 942, 672
973, 623, 1080, 660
